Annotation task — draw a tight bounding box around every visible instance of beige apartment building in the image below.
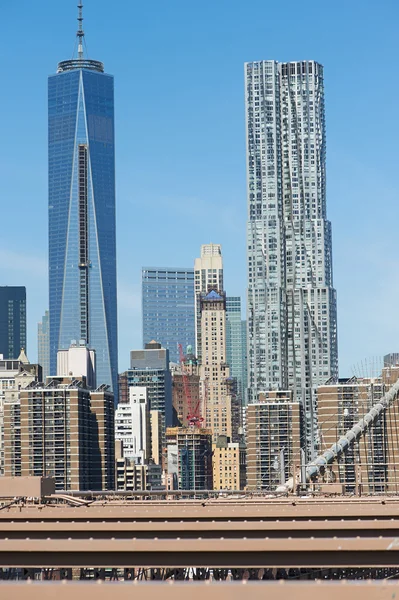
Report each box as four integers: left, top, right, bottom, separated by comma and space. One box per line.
198, 290, 239, 443
212, 435, 244, 491
194, 244, 224, 360
246, 391, 301, 491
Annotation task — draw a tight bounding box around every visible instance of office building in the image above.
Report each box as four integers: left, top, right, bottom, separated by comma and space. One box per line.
167, 427, 213, 490
121, 341, 173, 464
128, 341, 173, 426
245, 60, 338, 460
246, 391, 301, 491
37, 310, 50, 381
48, 5, 118, 397
115, 386, 150, 464
0, 287, 26, 360
0, 350, 42, 477
142, 268, 195, 364
199, 291, 239, 443
226, 297, 248, 405
194, 244, 223, 359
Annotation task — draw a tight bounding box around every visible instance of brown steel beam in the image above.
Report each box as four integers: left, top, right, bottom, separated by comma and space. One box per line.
1, 519, 399, 539
0, 538, 399, 568
2, 581, 399, 599
2, 499, 399, 522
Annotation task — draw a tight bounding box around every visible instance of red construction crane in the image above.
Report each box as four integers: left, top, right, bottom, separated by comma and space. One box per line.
178, 343, 203, 428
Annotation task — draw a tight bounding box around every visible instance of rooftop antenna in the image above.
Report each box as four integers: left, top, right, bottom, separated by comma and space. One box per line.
77, 2, 84, 59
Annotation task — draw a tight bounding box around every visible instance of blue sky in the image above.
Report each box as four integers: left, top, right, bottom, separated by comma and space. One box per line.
0, 0, 398, 376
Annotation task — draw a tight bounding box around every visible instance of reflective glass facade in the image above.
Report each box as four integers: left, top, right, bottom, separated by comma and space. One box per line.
226, 297, 248, 405
48, 63, 118, 397
0, 287, 26, 359
142, 268, 195, 364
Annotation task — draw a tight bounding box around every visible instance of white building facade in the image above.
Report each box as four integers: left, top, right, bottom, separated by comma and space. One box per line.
245, 60, 338, 460
115, 386, 149, 464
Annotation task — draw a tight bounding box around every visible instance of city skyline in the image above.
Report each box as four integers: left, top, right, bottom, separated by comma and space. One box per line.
0, 1, 398, 376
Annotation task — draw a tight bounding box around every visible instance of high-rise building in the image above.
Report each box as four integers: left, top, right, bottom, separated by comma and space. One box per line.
122, 341, 173, 464
37, 310, 50, 381
199, 291, 239, 443
48, 6, 118, 397
115, 387, 150, 464
171, 347, 201, 427
226, 297, 248, 405
0, 287, 26, 360
128, 341, 173, 426
194, 244, 223, 359
245, 60, 338, 459
246, 391, 301, 491
5, 373, 115, 491
166, 426, 213, 490
4, 344, 114, 490
0, 350, 42, 477
142, 268, 195, 364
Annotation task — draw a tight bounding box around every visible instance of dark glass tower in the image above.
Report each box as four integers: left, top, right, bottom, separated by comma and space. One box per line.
0, 287, 26, 359
48, 5, 118, 397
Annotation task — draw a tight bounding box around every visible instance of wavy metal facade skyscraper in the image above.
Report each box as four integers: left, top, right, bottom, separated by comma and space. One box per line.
48, 5, 118, 397
245, 60, 338, 459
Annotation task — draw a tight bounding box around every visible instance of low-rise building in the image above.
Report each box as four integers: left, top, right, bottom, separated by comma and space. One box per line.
212, 435, 242, 491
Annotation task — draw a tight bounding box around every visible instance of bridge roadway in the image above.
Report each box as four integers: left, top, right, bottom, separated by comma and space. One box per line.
1, 496, 399, 569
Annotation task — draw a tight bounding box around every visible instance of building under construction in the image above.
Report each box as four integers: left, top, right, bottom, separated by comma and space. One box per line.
317, 365, 399, 493
167, 427, 213, 490
171, 346, 201, 428
246, 391, 301, 491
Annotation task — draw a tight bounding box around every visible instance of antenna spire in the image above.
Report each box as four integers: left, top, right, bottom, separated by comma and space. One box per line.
77, 2, 84, 59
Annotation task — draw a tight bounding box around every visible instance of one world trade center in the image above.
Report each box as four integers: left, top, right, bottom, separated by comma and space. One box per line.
48, 4, 118, 397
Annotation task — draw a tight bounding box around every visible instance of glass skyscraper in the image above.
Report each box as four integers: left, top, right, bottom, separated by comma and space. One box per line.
142, 268, 195, 364
0, 287, 26, 359
48, 9, 118, 396
225, 297, 247, 405
245, 60, 338, 459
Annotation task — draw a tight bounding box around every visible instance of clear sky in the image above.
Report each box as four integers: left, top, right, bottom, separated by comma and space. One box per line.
0, 0, 398, 377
